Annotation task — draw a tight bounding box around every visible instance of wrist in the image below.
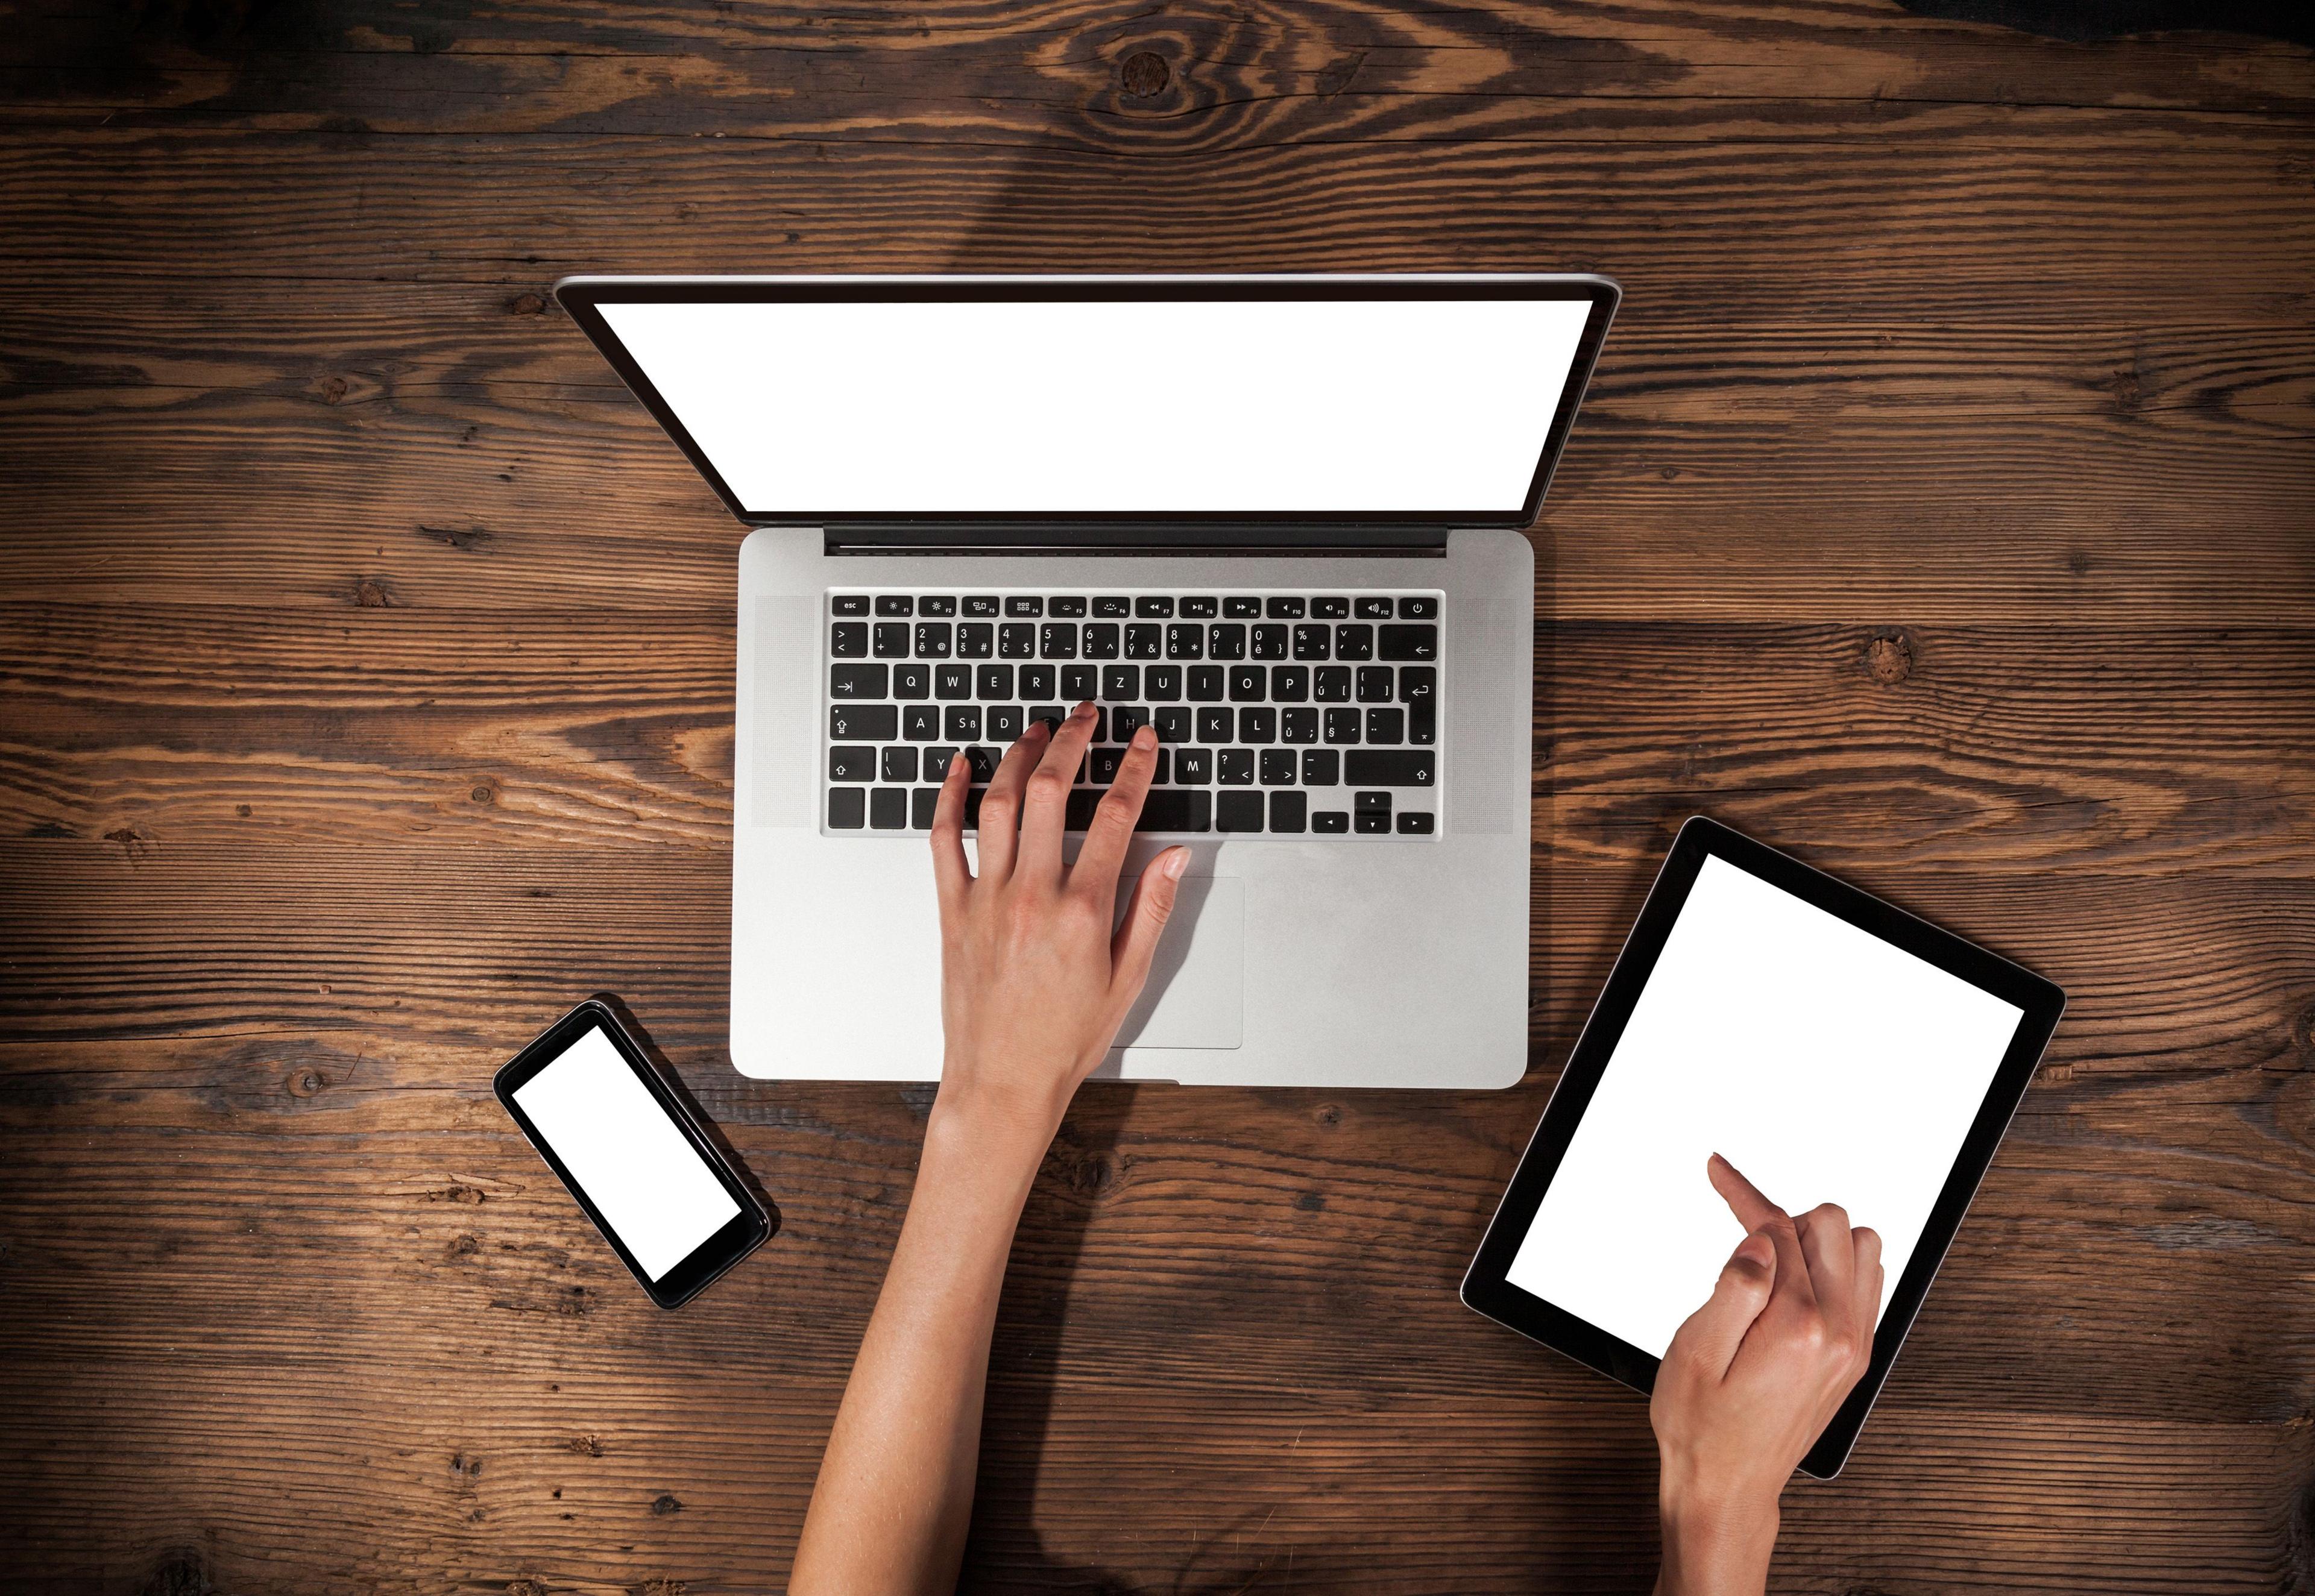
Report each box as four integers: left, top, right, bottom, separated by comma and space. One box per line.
1657, 1475, 1780, 1596
926, 1078, 1063, 1167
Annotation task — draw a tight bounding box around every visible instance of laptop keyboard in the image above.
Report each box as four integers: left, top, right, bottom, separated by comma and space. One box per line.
823, 590, 1441, 838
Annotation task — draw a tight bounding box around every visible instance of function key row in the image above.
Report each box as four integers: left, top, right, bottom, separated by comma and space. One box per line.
830, 620, 1438, 664
831, 594, 1439, 621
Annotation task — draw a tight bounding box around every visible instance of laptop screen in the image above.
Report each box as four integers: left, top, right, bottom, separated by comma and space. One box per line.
562, 278, 1616, 527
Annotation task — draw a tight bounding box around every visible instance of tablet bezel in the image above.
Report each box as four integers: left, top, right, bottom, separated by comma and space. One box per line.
1461, 815, 2064, 1478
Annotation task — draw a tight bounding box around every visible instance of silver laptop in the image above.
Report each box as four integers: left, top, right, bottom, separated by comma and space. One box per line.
558, 274, 1618, 1088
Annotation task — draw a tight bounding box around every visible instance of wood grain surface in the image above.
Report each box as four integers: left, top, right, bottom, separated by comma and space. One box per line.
2, 1, 2312, 1592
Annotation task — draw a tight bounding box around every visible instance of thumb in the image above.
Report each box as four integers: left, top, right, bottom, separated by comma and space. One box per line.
1109, 847, 1189, 1006
1663, 1228, 1777, 1381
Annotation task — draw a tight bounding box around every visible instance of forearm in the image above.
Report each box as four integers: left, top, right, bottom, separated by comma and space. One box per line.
789, 1101, 1053, 1596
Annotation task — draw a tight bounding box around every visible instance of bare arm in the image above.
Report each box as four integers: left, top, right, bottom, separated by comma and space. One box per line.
787, 705, 1187, 1596
1651, 1154, 1885, 1596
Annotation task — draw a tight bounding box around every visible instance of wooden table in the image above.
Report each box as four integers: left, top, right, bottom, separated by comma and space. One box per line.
4, 3, 2312, 1591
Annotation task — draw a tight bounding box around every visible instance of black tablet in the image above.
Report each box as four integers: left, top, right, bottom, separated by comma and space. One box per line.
1463, 817, 2064, 1477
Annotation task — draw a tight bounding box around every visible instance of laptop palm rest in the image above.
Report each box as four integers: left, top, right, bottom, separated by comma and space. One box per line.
1108, 875, 1246, 1056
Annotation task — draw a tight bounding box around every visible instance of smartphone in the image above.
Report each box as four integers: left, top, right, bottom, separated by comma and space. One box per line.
493, 999, 772, 1309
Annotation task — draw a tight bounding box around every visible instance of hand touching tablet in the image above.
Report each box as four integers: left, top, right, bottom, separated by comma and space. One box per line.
1651, 1154, 1885, 1596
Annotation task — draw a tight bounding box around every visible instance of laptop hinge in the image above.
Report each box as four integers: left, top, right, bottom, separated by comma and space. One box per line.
808, 521, 1453, 558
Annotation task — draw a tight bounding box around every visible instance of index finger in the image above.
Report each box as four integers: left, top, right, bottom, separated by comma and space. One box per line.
1013, 702, 1100, 881
1708, 1152, 1814, 1311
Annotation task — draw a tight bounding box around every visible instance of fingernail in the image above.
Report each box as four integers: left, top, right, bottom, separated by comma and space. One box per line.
1072, 701, 1095, 720
1162, 847, 1189, 880
1133, 725, 1156, 749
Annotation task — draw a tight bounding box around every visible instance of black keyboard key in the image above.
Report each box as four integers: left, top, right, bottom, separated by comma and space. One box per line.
1217, 790, 1264, 831
1146, 664, 1182, 702
1151, 749, 1171, 785
935, 664, 972, 700
904, 704, 940, 740
1292, 624, 1331, 661
874, 621, 911, 658
1335, 623, 1373, 660
1314, 667, 1352, 703
1410, 697, 1436, 746
1229, 665, 1265, 703
1346, 750, 1434, 786
828, 745, 877, 782
1312, 597, 1350, 620
833, 594, 871, 617
987, 705, 1024, 741
1224, 597, 1262, 619
920, 595, 957, 617
1312, 809, 1349, 833
882, 746, 919, 784
828, 787, 866, 828
956, 623, 995, 659
1379, 624, 1438, 662
1259, 749, 1296, 785
1006, 595, 1044, 617
1282, 706, 1319, 745
1323, 707, 1362, 744
1154, 706, 1192, 743
1179, 597, 1218, 619
1355, 597, 1393, 619
964, 595, 1001, 618
925, 746, 959, 777
978, 664, 1014, 700
830, 703, 898, 741
831, 621, 868, 658
1104, 664, 1141, 700
869, 787, 908, 829
962, 787, 985, 827
915, 622, 953, 658
1020, 664, 1056, 699
1062, 665, 1098, 702
912, 787, 940, 829
945, 706, 982, 741
1397, 811, 1435, 835
1050, 596, 1088, 618
893, 662, 930, 700
1240, 708, 1277, 744
1188, 666, 1225, 702
1302, 748, 1340, 785
1209, 623, 1247, 661
1039, 623, 1078, 659
1088, 747, 1125, 785
831, 663, 888, 699
1197, 707, 1235, 743
1355, 809, 1391, 834
1252, 624, 1288, 661
1084, 706, 1109, 743
1126, 624, 1163, 660
1272, 666, 1309, 702
964, 746, 1000, 782
875, 595, 913, 617
1356, 790, 1392, 813
1113, 703, 1151, 738
1166, 623, 1206, 661
1082, 623, 1121, 660
1366, 708, 1405, 744
1174, 747, 1213, 784
1269, 791, 1308, 832
1399, 665, 1436, 705
1265, 596, 1306, 619
1218, 749, 1255, 785
1399, 595, 1439, 620
1136, 596, 1175, 618
1093, 596, 1130, 618
1138, 790, 1210, 832
1355, 666, 1393, 703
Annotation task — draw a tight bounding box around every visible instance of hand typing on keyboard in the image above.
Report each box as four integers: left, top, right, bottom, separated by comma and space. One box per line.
927, 702, 1192, 1137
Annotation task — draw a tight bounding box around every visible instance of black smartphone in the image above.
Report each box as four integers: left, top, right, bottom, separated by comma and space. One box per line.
493, 999, 772, 1309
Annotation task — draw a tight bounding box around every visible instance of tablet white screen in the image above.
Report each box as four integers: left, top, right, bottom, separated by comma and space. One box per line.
1505, 855, 2023, 1357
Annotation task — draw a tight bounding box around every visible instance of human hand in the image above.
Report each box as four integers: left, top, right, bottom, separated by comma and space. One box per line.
1650, 1154, 1884, 1596
929, 703, 1190, 1142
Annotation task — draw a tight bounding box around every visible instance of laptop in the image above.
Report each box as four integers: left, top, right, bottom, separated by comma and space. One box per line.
556, 274, 1619, 1088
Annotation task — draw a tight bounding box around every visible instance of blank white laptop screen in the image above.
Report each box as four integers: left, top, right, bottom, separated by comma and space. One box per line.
511, 1026, 740, 1281
1505, 855, 2024, 1357
595, 294, 1593, 515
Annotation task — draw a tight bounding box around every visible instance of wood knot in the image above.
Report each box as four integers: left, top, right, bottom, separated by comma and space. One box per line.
317, 374, 351, 404
447, 1234, 480, 1258
1863, 629, 1915, 685
139, 1551, 212, 1596
507, 292, 547, 316
651, 1492, 684, 1516
286, 1067, 329, 1098
568, 1433, 607, 1456
1295, 1191, 1324, 1212
470, 784, 496, 805
1316, 1103, 1341, 1127
350, 575, 399, 608
1120, 49, 1169, 98
506, 1582, 546, 1596
427, 1184, 487, 1205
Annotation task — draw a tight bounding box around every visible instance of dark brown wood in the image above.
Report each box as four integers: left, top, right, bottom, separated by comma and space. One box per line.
2, 2, 2312, 1592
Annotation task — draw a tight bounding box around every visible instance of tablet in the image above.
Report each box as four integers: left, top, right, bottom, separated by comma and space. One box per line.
1463, 817, 2064, 1477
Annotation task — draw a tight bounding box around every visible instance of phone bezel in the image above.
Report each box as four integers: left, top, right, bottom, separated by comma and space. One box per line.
493, 998, 772, 1309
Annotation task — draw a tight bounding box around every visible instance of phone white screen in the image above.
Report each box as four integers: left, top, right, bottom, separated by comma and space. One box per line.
595, 295, 1593, 516
1505, 855, 2024, 1357
512, 1025, 741, 1280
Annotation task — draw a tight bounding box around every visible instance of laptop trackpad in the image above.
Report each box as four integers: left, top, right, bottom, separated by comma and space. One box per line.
1112, 875, 1244, 1051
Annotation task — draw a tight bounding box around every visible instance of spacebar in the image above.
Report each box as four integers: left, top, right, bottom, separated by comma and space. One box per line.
1064, 790, 1212, 832
1343, 750, 1435, 786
